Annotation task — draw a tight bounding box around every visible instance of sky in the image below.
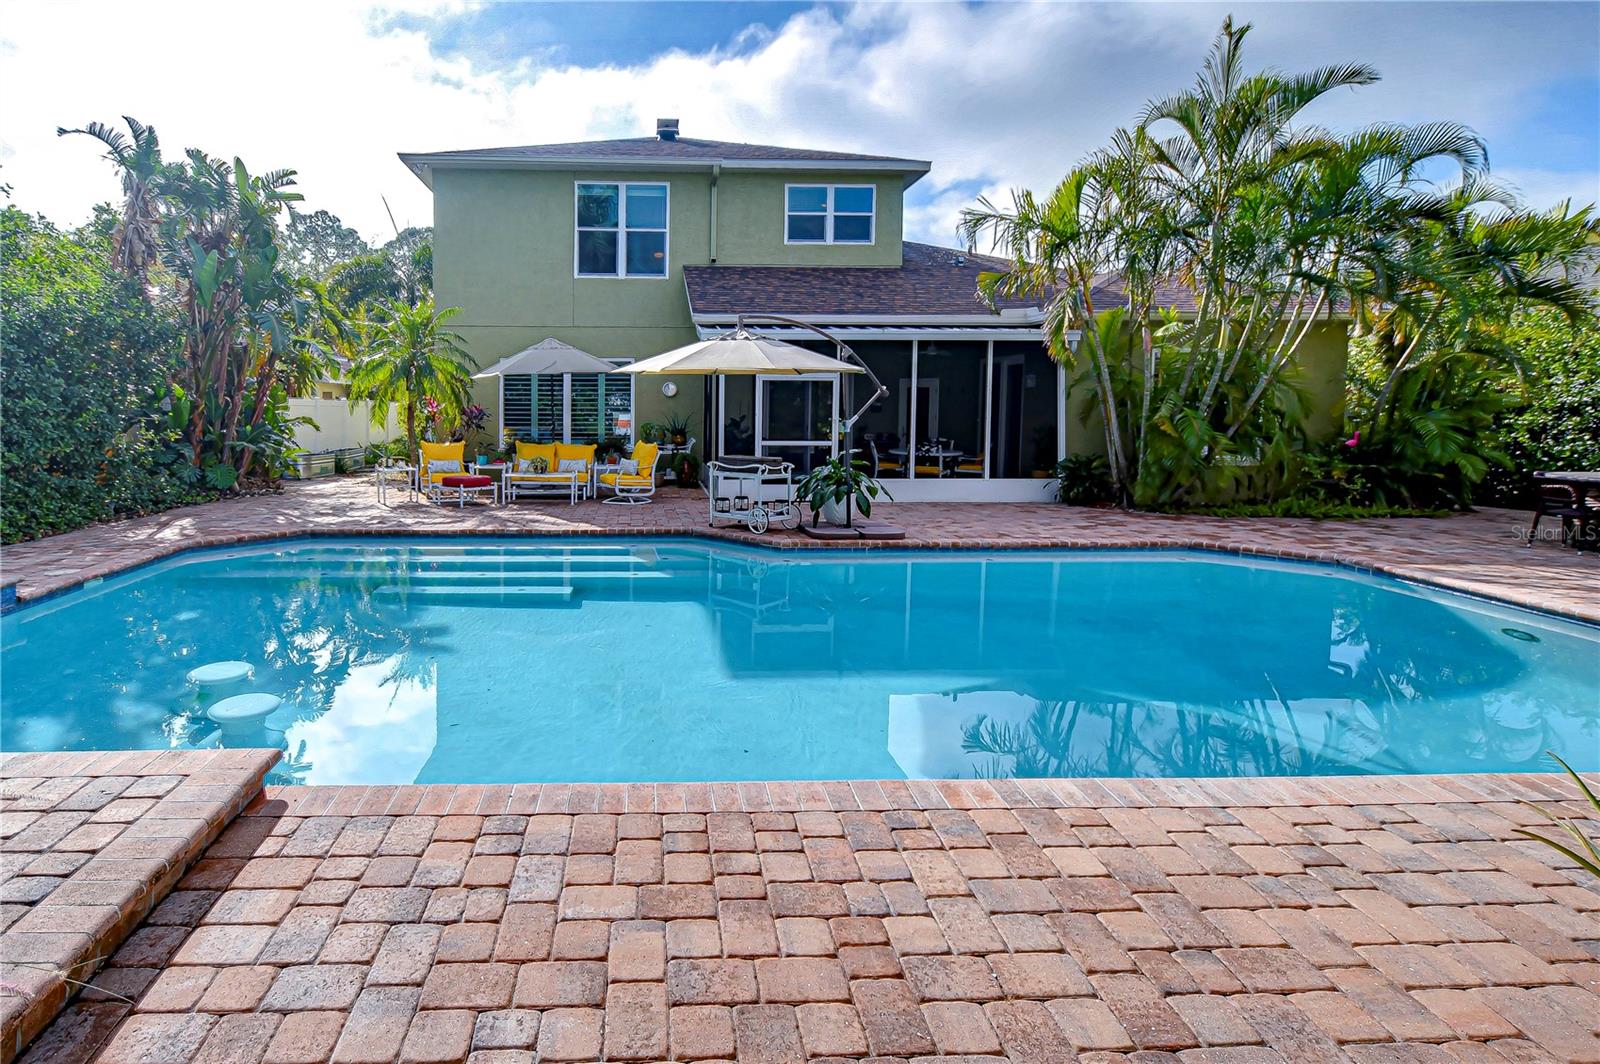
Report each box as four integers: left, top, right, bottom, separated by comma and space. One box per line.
2, 1, 1596, 249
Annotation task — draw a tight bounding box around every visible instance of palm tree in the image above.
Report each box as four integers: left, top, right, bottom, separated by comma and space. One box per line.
56, 116, 165, 292
347, 297, 475, 457
961, 17, 1506, 507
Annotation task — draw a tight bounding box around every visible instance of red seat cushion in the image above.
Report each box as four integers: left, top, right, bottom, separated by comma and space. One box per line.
439, 474, 493, 488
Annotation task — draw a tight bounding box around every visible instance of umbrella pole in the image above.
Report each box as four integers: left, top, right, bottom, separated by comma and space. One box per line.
704, 377, 716, 464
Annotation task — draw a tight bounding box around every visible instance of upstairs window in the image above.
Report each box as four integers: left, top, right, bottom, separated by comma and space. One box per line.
576, 182, 668, 277
786, 184, 875, 244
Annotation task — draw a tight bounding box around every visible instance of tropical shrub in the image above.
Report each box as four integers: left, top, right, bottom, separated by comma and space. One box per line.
60, 116, 333, 482
0, 208, 201, 541
961, 19, 1598, 512
1052, 454, 1113, 505
1483, 307, 1600, 506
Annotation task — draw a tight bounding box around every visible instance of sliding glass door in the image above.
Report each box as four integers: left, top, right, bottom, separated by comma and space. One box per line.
756, 374, 838, 474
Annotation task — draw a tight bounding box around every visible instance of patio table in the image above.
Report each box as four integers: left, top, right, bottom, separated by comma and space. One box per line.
1529, 470, 1600, 549
889, 446, 965, 476
375, 461, 417, 504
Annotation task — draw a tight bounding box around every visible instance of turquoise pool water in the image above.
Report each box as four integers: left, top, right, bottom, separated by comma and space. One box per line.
1, 538, 1595, 785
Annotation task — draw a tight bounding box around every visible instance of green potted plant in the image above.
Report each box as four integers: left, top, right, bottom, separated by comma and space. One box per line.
665, 413, 691, 447
797, 454, 891, 528
672, 452, 701, 488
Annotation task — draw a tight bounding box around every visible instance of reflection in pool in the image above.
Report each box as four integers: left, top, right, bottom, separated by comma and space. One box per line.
1, 538, 1595, 784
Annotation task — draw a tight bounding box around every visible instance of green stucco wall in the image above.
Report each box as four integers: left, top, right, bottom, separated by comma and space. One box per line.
713, 171, 904, 267
1059, 320, 1351, 460
431, 165, 911, 441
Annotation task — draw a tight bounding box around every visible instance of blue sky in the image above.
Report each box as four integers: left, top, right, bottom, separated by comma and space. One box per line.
376, 2, 826, 69
3, 1, 1596, 244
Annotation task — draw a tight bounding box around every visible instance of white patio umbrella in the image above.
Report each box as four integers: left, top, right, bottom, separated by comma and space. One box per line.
473, 338, 622, 446
472, 336, 619, 378
615, 322, 875, 464
615, 327, 866, 377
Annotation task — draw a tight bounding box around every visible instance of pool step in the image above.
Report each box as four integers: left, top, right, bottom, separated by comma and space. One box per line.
402, 569, 666, 586
269, 545, 653, 562
192, 568, 668, 585
373, 585, 578, 608
238, 555, 687, 575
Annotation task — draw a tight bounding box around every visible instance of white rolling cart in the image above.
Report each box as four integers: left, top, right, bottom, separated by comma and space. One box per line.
707, 458, 801, 534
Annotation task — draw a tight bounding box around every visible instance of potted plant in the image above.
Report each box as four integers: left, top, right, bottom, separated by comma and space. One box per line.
672, 452, 701, 488
797, 454, 891, 528
665, 413, 691, 447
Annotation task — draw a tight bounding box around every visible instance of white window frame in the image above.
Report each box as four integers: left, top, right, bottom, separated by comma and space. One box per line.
784, 183, 876, 245
574, 181, 670, 279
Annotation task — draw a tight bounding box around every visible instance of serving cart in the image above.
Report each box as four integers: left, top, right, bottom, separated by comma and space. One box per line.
707, 457, 801, 534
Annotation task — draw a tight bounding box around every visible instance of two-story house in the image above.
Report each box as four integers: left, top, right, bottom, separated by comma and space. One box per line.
400, 119, 1347, 501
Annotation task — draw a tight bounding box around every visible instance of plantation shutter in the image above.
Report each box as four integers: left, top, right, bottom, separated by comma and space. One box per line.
502, 376, 534, 440
534, 375, 563, 442
569, 374, 601, 443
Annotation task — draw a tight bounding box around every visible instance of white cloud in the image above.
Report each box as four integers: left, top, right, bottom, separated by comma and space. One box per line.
2, 1, 1594, 247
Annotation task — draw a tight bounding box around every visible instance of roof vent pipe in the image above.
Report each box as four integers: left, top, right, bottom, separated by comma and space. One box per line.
656, 118, 680, 141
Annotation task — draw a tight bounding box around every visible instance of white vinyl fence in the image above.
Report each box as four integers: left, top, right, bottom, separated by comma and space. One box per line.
287, 397, 399, 454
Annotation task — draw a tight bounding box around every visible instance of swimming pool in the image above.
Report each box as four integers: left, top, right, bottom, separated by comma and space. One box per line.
2, 537, 1595, 784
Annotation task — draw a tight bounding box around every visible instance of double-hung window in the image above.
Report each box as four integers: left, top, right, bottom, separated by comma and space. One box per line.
575, 182, 668, 277
785, 184, 875, 244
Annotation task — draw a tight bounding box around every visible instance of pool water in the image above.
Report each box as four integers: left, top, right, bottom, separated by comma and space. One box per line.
2, 538, 1595, 785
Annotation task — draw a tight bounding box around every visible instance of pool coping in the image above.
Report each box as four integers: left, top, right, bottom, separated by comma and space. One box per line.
5, 526, 1598, 628
0, 749, 279, 1064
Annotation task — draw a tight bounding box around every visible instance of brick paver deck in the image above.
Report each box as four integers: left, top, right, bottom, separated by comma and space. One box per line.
1, 477, 1595, 622
0, 751, 280, 1063
21, 770, 1600, 1063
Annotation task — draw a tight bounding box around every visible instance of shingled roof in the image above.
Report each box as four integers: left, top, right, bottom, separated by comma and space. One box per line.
400, 136, 930, 188
687, 245, 1351, 321
684, 242, 1042, 320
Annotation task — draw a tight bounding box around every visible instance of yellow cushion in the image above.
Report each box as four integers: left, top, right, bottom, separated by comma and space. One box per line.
420, 441, 464, 466
554, 442, 596, 470
599, 473, 654, 487
515, 442, 557, 472
631, 441, 660, 474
